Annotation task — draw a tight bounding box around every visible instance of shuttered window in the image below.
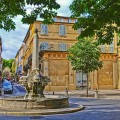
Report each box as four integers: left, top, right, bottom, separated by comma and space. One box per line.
41, 24, 48, 35
59, 25, 66, 36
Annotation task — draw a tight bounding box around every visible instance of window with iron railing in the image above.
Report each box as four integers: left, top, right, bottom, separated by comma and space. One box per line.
58, 43, 67, 51
100, 43, 115, 53
40, 42, 49, 50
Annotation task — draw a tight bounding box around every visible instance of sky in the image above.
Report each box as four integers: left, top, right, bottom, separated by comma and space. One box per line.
0, 0, 73, 60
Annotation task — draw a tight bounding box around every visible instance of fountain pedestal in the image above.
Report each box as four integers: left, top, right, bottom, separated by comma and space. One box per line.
0, 97, 69, 109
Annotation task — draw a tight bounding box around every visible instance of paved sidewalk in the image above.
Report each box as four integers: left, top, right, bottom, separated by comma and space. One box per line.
44, 89, 120, 99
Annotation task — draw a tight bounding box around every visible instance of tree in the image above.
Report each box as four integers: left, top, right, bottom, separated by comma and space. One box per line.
68, 38, 103, 96
2, 59, 14, 71
0, 0, 60, 31
11, 60, 16, 74
70, 0, 120, 44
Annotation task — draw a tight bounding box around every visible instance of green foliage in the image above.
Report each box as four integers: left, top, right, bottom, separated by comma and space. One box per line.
68, 38, 103, 73
70, 0, 120, 44
0, 0, 60, 31
2, 59, 14, 71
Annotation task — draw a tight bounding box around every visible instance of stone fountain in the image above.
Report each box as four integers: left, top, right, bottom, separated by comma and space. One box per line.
0, 68, 69, 110
23, 68, 50, 98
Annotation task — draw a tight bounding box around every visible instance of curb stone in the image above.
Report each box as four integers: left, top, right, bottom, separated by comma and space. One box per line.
0, 104, 84, 116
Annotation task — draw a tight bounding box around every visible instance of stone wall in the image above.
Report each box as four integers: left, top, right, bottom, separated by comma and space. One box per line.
90, 53, 118, 89
39, 51, 76, 91
0, 97, 69, 109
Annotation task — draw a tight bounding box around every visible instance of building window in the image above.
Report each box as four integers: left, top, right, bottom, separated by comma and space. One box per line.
41, 24, 48, 35
78, 28, 83, 34
53, 18, 56, 22
109, 41, 114, 53
60, 19, 64, 22
59, 25, 66, 36
76, 71, 87, 87
100, 45, 106, 53
68, 19, 71, 23
40, 42, 49, 50
58, 43, 67, 51
75, 19, 78, 23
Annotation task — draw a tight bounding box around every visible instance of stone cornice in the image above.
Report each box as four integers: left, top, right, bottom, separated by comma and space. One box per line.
100, 53, 118, 61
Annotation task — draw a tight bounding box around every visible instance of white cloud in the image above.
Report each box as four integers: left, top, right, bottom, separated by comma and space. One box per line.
56, 0, 73, 7
0, 0, 72, 60
56, 0, 73, 17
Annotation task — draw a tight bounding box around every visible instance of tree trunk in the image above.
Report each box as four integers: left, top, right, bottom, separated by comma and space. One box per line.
86, 72, 89, 97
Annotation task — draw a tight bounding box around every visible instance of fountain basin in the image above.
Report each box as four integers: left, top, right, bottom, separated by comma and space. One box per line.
0, 96, 69, 110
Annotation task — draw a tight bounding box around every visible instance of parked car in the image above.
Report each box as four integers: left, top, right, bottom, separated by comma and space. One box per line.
3, 79, 13, 94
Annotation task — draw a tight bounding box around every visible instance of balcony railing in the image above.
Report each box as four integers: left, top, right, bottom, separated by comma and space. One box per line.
100, 46, 117, 54
39, 43, 72, 52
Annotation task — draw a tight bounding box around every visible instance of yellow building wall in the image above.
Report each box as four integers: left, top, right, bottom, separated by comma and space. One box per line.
90, 53, 118, 90
39, 52, 76, 91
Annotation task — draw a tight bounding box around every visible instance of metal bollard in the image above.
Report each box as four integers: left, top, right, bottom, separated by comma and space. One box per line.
65, 88, 68, 97
1, 89, 4, 96
95, 89, 98, 98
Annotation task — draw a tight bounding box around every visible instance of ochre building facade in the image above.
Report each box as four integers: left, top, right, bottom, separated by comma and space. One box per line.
15, 16, 120, 91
